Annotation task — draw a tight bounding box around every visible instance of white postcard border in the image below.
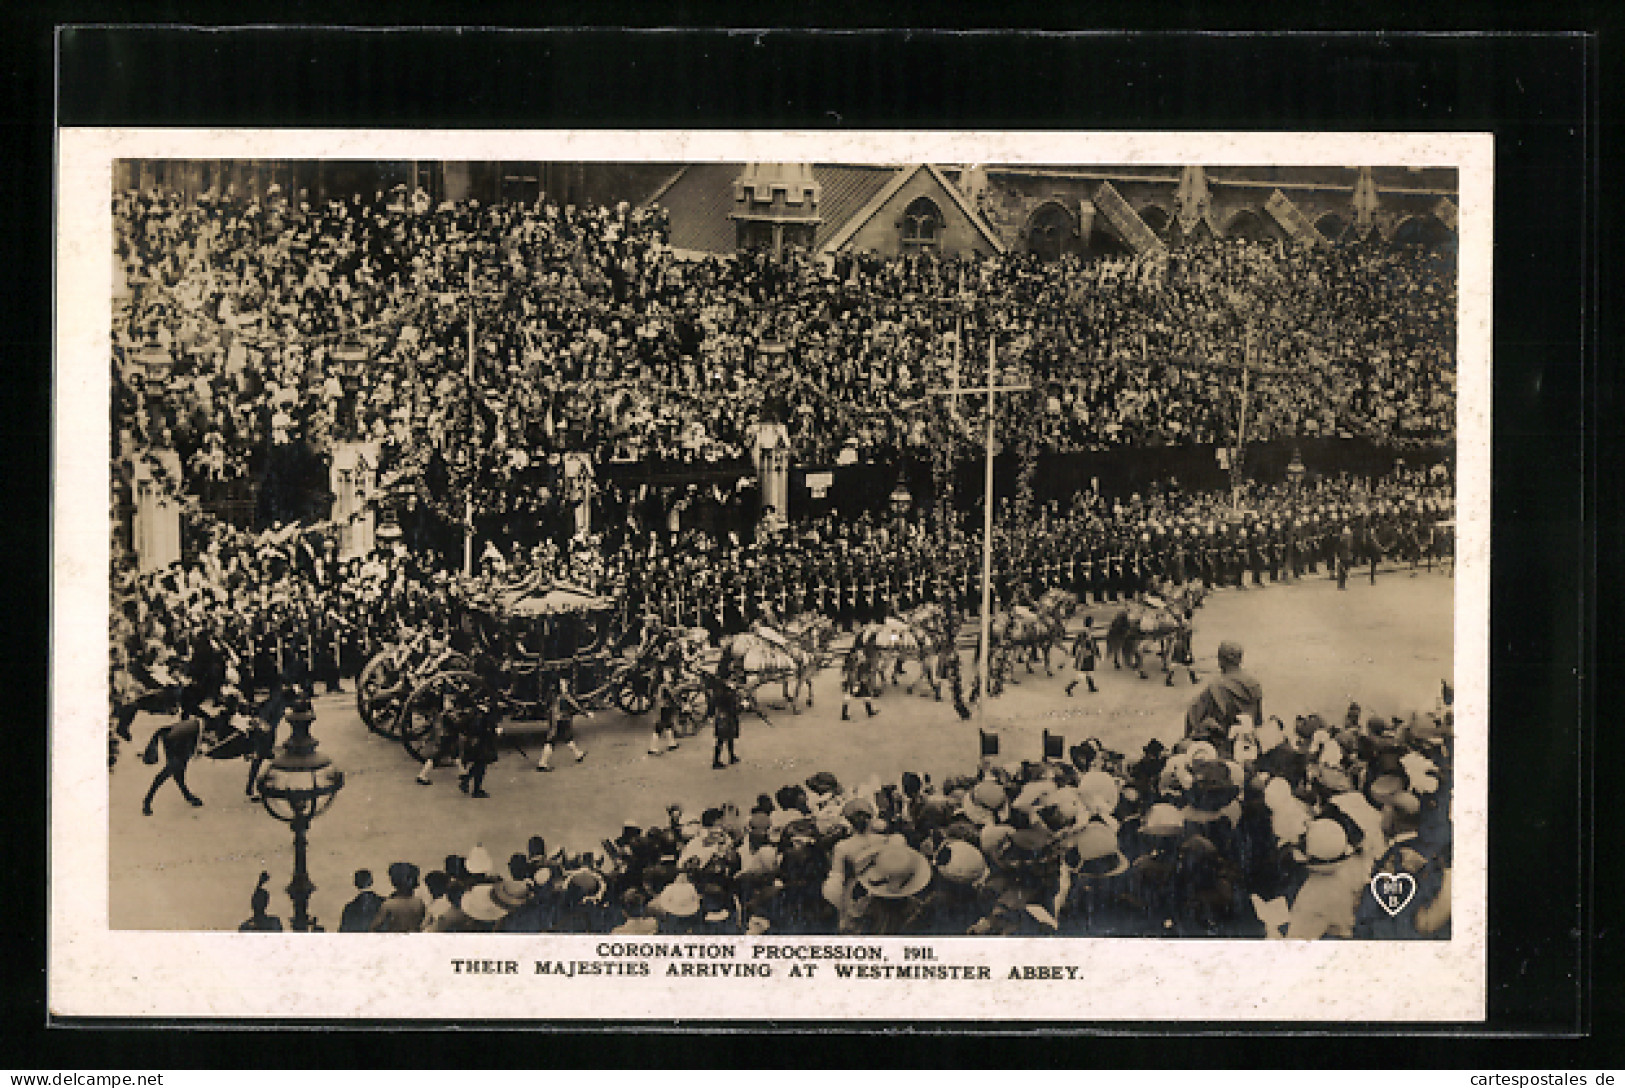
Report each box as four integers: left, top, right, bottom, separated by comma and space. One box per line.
51, 128, 1491, 1021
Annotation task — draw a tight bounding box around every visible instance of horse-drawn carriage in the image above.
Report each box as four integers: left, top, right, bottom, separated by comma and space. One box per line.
357, 580, 697, 762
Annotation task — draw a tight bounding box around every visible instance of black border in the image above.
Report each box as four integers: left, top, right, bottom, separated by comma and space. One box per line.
7, 16, 1614, 1069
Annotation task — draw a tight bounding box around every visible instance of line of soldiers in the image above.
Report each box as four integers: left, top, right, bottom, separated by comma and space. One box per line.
115, 480, 1451, 737
621, 494, 1451, 636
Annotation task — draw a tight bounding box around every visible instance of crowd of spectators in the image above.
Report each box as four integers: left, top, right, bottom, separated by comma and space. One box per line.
310, 689, 1453, 939
114, 184, 1456, 524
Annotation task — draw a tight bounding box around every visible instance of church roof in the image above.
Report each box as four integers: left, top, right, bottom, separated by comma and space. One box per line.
817, 163, 1007, 256
646, 163, 906, 256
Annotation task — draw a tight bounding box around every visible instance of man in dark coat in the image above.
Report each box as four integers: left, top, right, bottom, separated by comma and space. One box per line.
339, 869, 385, 932
457, 703, 500, 799
706, 672, 742, 769
1183, 640, 1264, 742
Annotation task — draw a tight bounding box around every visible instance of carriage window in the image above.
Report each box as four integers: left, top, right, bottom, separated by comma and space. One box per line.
901, 197, 943, 250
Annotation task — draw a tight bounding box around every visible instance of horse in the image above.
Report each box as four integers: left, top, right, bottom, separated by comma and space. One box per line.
990, 603, 1069, 677
894, 602, 958, 700
1104, 598, 1198, 685
716, 624, 821, 713
846, 616, 916, 696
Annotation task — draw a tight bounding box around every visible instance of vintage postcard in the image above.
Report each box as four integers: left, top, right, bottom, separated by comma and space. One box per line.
51, 129, 1489, 1021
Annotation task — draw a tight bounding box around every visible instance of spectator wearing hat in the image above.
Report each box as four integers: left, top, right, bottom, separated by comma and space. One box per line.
1123, 802, 1186, 935
427, 881, 481, 933
1183, 641, 1263, 743
1352, 789, 1450, 940
370, 862, 427, 932
652, 875, 705, 934
238, 872, 283, 932
849, 838, 933, 935
1054, 822, 1132, 934
1285, 819, 1364, 939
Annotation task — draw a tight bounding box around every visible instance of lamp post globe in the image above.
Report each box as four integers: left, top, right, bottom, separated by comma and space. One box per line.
258, 698, 344, 932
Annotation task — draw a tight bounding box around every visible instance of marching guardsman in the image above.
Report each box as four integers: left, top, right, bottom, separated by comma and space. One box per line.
812, 565, 831, 619
1336, 521, 1356, 590
772, 571, 790, 621
732, 577, 751, 635
703, 575, 725, 641
415, 682, 471, 787
861, 558, 880, 626
648, 632, 685, 753
457, 698, 500, 799
535, 670, 588, 772
1168, 527, 1188, 586
841, 557, 859, 632
750, 568, 770, 626
704, 670, 744, 769
1286, 519, 1304, 580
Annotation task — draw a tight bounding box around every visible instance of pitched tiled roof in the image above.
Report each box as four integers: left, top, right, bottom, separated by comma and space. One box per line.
649, 163, 743, 255
646, 163, 903, 256
819, 163, 1007, 256
809, 166, 900, 250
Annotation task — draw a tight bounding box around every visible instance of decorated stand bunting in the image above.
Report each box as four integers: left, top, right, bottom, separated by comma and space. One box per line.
132, 450, 185, 573
328, 441, 379, 561
1264, 189, 1328, 247
1092, 181, 1166, 258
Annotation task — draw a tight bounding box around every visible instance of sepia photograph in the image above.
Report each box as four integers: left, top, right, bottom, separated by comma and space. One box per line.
53, 129, 1490, 1020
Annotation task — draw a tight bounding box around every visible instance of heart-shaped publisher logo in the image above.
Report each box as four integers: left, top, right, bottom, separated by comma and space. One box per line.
1370, 872, 1417, 917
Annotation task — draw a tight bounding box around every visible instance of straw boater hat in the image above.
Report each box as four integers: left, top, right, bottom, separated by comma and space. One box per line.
962, 780, 1010, 826
857, 840, 932, 898
1301, 818, 1355, 869
654, 877, 701, 918
933, 840, 989, 886
1060, 821, 1130, 878
1139, 803, 1186, 839
464, 879, 528, 923
465, 844, 495, 878
1076, 770, 1120, 820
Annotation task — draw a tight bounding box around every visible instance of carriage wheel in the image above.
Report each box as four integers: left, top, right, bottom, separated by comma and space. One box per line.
677, 686, 710, 736
399, 670, 490, 764
356, 652, 399, 735
616, 672, 654, 716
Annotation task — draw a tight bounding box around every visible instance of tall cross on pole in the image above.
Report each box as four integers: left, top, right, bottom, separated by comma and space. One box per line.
464, 253, 477, 575
929, 332, 1029, 729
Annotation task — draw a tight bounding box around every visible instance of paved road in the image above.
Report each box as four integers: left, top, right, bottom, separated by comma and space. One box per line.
109, 567, 1454, 930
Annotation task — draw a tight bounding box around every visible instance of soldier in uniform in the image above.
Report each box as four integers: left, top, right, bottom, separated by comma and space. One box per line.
534, 670, 588, 772
840, 555, 859, 633
457, 698, 500, 799
1336, 521, 1356, 590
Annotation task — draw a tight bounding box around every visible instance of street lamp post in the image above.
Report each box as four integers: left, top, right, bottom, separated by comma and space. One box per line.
258, 699, 345, 932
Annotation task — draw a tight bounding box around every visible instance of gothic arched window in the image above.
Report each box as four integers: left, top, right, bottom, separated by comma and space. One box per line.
901, 197, 943, 250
